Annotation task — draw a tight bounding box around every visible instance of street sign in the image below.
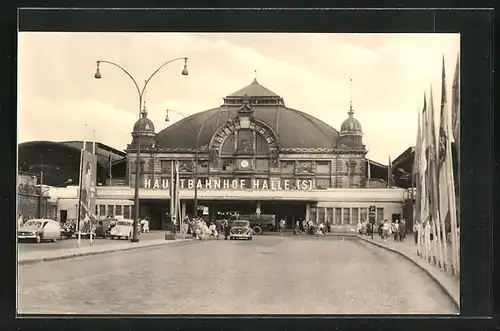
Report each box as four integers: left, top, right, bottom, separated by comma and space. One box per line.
369, 205, 376, 223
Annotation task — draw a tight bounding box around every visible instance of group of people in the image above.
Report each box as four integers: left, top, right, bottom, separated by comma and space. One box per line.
185, 216, 225, 240
377, 219, 407, 243
292, 218, 327, 236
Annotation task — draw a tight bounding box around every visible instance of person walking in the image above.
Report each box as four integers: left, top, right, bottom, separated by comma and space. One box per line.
279, 218, 286, 235
143, 217, 150, 233
393, 220, 400, 242
382, 220, 390, 243
413, 221, 419, 244
319, 222, 325, 236
400, 218, 406, 241
18, 214, 24, 228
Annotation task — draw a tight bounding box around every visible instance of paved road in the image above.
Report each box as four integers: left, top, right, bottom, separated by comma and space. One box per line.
17, 231, 165, 254
17, 235, 457, 314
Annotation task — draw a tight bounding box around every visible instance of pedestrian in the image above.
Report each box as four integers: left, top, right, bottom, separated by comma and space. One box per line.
393, 220, 400, 242
18, 214, 23, 228
400, 219, 406, 241
302, 219, 307, 233
413, 221, 419, 244
209, 222, 217, 240
143, 217, 150, 233
382, 220, 390, 243
319, 222, 325, 236
279, 218, 286, 235
294, 220, 300, 235
357, 220, 363, 234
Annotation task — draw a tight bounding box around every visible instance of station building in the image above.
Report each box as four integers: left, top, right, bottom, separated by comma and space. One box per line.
18, 79, 411, 231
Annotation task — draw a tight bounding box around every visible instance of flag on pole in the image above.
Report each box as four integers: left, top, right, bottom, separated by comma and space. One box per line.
413, 109, 422, 226
387, 157, 392, 188
451, 54, 460, 148
419, 94, 429, 260
437, 56, 450, 271
108, 154, 113, 180
427, 86, 444, 267
439, 57, 460, 275
366, 159, 371, 188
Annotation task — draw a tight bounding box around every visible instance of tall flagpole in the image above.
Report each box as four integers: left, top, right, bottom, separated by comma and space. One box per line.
77, 124, 88, 248
170, 160, 175, 232
90, 129, 96, 247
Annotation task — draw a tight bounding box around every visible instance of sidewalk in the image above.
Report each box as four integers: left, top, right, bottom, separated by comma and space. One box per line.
356, 233, 460, 308
18, 235, 196, 265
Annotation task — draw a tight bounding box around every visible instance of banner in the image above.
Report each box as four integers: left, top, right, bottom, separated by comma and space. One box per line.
79, 150, 97, 227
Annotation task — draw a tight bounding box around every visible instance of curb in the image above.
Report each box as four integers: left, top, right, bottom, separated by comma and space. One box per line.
355, 235, 459, 310
18, 239, 198, 266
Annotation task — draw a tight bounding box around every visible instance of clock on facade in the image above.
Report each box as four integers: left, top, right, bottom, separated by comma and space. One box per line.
240, 159, 250, 168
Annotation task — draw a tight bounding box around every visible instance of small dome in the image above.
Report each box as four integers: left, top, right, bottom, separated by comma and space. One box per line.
340, 116, 362, 133
340, 103, 362, 135
133, 113, 155, 133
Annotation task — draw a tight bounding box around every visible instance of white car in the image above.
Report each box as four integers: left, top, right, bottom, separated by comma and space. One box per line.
110, 219, 134, 240
229, 220, 253, 240
18, 219, 61, 243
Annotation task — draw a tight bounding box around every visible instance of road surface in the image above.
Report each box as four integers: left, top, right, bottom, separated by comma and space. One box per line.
17, 231, 165, 254
17, 235, 457, 314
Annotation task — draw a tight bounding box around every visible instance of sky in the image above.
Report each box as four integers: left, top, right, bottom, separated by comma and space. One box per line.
18, 32, 459, 164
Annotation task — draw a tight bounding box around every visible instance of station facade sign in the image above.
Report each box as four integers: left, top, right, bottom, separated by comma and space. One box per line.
144, 178, 314, 191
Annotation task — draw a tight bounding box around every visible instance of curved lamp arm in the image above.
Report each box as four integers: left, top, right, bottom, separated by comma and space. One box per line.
96, 60, 142, 99
142, 57, 188, 96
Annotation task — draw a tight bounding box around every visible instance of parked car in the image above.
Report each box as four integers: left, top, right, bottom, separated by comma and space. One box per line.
94, 218, 116, 239
110, 219, 134, 240
229, 220, 253, 240
18, 219, 61, 243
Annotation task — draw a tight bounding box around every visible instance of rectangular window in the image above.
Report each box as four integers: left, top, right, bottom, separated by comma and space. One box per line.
335, 208, 342, 225
377, 208, 384, 222
95, 205, 98, 215
107, 205, 114, 217
124, 206, 130, 219
318, 207, 326, 223
99, 205, 106, 216
255, 159, 269, 172
315, 178, 331, 189
115, 205, 123, 216
343, 208, 350, 225
160, 160, 172, 173
327, 207, 334, 225
352, 207, 359, 225
360, 208, 368, 223
316, 161, 331, 174
221, 159, 235, 172
281, 161, 295, 174
197, 160, 209, 173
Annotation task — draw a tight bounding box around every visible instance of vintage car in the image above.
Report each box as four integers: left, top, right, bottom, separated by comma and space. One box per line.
229, 220, 253, 240
94, 218, 116, 239
18, 219, 61, 243
110, 219, 134, 240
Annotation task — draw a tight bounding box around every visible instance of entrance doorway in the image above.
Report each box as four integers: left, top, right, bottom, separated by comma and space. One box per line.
392, 213, 401, 222
261, 201, 308, 229
60, 210, 67, 223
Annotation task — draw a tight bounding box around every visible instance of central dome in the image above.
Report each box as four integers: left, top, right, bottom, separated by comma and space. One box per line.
155, 79, 340, 149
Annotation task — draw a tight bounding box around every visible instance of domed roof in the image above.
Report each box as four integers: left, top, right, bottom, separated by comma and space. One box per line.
340, 104, 362, 135
155, 80, 340, 149
133, 112, 155, 133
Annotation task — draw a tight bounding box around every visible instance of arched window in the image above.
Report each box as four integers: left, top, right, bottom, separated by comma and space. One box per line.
221, 133, 236, 155
255, 133, 269, 154
237, 129, 254, 154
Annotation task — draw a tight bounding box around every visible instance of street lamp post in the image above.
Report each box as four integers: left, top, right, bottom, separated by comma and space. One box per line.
94, 57, 188, 242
